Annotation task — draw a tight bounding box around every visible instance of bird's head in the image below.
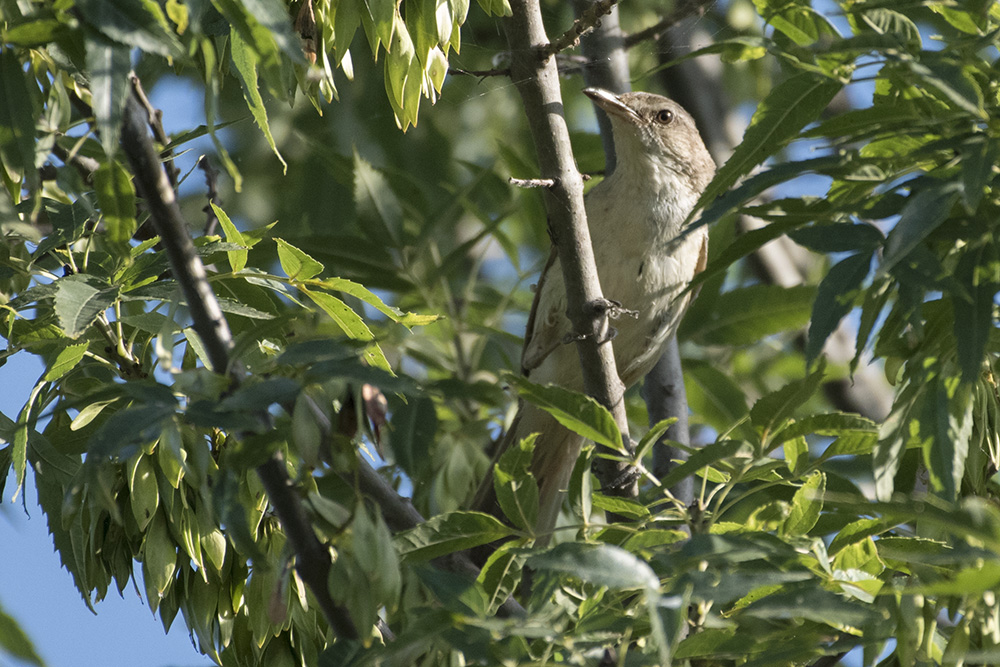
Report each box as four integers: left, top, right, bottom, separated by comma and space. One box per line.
583, 87, 715, 192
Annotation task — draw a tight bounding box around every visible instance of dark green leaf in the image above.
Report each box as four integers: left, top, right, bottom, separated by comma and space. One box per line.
787, 223, 883, 254
395, 512, 513, 561
693, 73, 842, 218
680, 284, 816, 345
387, 395, 436, 477
84, 30, 131, 157
881, 181, 961, 273
0, 602, 45, 666
77, 0, 184, 58
94, 160, 137, 243
0, 51, 39, 184
750, 362, 825, 439
952, 244, 997, 382
806, 252, 872, 363
683, 360, 750, 430
921, 376, 972, 501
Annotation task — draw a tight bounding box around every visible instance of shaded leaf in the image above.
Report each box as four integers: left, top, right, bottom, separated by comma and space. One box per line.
54, 275, 120, 339
395, 512, 513, 561
505, 374, 623, 452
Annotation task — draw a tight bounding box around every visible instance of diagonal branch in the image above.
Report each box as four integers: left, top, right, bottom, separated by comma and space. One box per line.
119, 94, 359, 641
545, 0, 620, 57
505, 0, 638, 498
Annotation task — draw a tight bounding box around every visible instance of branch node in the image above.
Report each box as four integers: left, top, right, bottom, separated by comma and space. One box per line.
545, 0, 620, 56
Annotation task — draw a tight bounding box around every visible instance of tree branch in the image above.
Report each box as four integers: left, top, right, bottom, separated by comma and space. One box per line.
545, 0, 620, 57
119, 94, 359, 641
623, 0, 714, 50
505, 0, 638, 498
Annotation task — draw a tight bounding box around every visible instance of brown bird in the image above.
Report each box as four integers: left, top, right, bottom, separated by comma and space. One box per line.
473, 88, 715, 542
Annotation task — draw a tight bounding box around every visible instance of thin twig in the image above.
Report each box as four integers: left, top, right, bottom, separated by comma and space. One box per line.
129, 73, 180, 189
448, 66, 511, 78
545, 0, 620, 57
120, 94, 360, 641
624, 0, 713, 49
506, 0, 638, 499
51, 143, 99, 185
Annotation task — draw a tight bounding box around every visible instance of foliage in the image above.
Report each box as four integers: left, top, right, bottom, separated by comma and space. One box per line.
2, 0, 1000, 665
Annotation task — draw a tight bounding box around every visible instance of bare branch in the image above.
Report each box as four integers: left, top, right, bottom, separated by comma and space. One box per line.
624, 0, 714, 50
506, 0, 638, 498
119, 94, 360, 641
448, 66, 511, 78
545, 0, 620, 57
129, 74, 180, 189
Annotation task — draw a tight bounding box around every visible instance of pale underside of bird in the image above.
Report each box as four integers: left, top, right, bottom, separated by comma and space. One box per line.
472, 87, 716, 543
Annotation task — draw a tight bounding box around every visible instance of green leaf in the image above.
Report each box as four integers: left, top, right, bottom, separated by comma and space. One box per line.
312, 276, 438, 328
54, 274, 121, 339
230, 29, 287, 171
528, 542, 658, 590
772, 412, 877, 445
77, 0, 184, 58
142, 510, 177, 597
787, 223, 883, 254
881, 182, 961, 274
276, 238, 324, 280
94, 159, 137, 243
952, 244, 997, 382
43, 342, 89, 382
84, 31, 131, 157
387, 395, 436, 477
493, 434, 539, 532
0, 51, 39, 184
505, 374, 624, 452
683, 360, 750, 430
921, 376, 972, 501
806, 252, 872, 363
750, 362, 825, 440
354, 149, 402, 247
240, 0, 305, 62
782, 472, 825, 536
591, 493, 650, 519
829, 518, 893, 555
681, 284, 815, 346
0, 602, 45, 667
660, 439, 752, 491
395, 511, 514, 561
692, 72, 842, 218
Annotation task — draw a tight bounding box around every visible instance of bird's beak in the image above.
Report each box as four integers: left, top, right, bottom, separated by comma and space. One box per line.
583, 88, 641, 123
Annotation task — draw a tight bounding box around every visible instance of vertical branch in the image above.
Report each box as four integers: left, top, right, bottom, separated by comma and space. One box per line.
119, 95, 359, 640
505, 0, 638, 497
575, 1, 696, 501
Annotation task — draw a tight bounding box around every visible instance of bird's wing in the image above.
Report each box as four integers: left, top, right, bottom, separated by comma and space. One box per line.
521, 248, 571, 375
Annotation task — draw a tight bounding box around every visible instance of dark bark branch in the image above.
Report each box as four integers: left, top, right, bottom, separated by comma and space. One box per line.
51, 143, 100, 185
505, 0, 638, 498
545, 0, 620, 57
448, 66, 511, 78
129, 74, 180, 189
200, 156, 220, 236
623, 0, 714, 50
119, 94, 359, 641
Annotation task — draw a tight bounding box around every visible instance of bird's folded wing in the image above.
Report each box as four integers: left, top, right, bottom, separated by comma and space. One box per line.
521, 249, 571, 375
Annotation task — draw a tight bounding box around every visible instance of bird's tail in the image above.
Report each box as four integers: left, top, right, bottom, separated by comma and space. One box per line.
471, 402, 584, 545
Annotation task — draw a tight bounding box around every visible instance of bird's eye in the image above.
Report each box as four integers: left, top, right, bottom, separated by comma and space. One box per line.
656, 109, 674, 124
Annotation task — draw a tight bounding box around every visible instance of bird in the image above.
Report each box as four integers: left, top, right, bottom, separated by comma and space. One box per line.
472, 87, 716, 544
